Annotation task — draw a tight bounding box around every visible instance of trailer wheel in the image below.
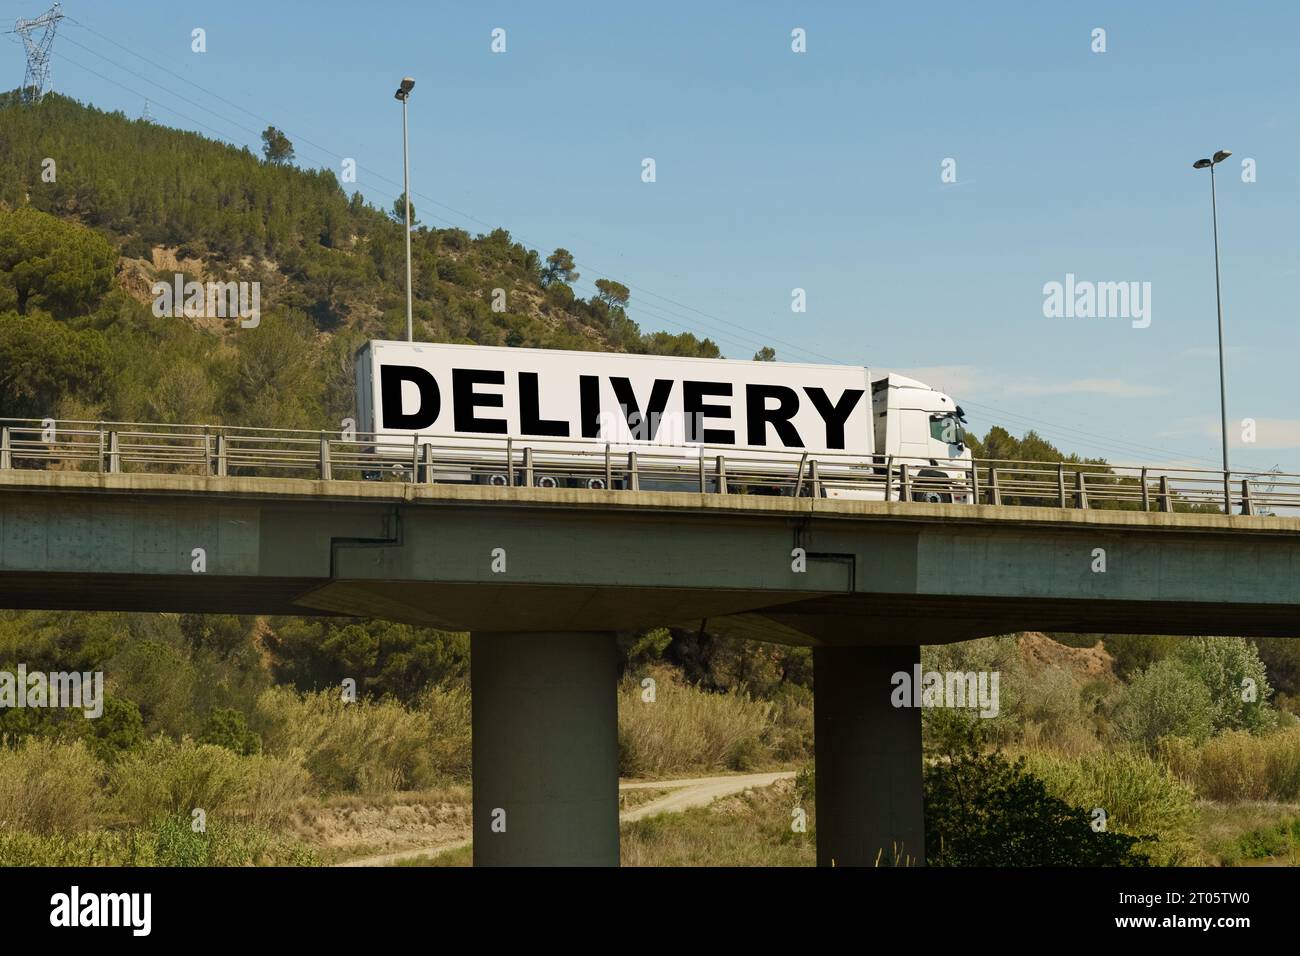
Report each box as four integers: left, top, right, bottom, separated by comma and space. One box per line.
911, 469, 953, 504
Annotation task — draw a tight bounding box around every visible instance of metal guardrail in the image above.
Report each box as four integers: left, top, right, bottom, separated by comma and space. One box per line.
1, 418, 1297, 516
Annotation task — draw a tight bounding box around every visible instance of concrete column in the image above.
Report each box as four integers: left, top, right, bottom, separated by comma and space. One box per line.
471, 631, 619, 866
814, 644, 924, 867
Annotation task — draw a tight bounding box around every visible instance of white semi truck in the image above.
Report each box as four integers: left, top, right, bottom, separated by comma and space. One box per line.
355, 340, 971, 501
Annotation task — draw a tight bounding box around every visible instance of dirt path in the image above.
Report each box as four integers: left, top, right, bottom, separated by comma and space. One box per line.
334, 770, 797, 867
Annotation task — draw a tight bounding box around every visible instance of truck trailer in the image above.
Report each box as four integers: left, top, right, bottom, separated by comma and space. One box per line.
354, 340, 971, 500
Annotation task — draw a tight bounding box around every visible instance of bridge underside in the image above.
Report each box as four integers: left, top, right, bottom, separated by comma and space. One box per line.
1, 473, 1298, 643
1, 573, 1295, 645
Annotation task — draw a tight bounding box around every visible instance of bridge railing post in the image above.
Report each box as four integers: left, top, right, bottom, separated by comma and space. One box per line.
714, 455, 727, 495
1057, 463, 1066, 507
970, 463, 980, 505
421, 443, 435, 484
1158, 474, 1171, 512
1224, 471, 1232, 516
524, 447, 534, 488
794, 452, 808, 497
1241, 479, 1253, 516
899, 463, 911, 502
215, 433, 228, 477
1075, 471, 1088, 509
319, 433, 332, 481
506, 438, 514, 487
0, 425, 10, 470
989, 466, 1001, 506
810, 459, 821, 499
605, 443, 613, 491
202, 427, 212, 477
628, 451, 639, 492
883, 456, 894, 502
106, 431, 121, 474
1140, 466, 1150, 511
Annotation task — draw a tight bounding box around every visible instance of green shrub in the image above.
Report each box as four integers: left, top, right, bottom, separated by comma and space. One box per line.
1114, 660, 1216, 747
925, 746, 1149, 866
1024, 748, 1199, 866
1173, 637, 1276, 735
199, 707, 262, 756
1103, 635, 1181, 679
80, 696, 145, 763
921, 636, 1024, 750
110, 738, 249, 825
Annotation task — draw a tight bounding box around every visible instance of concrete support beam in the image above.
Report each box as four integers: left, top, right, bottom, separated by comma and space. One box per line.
814, 644, 924, 867
471, 631, 619, 866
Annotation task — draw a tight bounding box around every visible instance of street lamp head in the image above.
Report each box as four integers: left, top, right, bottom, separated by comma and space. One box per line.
394, 77, 415, 100
1193, 158, 1213, 169
1213, 149, 1232, 164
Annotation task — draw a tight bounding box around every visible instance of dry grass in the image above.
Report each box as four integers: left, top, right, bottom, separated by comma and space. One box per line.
1160, 727, 1300, 802
616, 666, 783, 777
620, 778, 814, 866
0, 738, 102, 834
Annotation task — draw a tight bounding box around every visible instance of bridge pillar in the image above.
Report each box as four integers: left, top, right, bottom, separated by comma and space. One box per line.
471, 630, 619, 866
814, 644, 924, 867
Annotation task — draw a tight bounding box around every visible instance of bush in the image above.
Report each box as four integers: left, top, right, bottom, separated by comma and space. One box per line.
200, 707, 262, 756
80, 696, 145, 763
0, 738, 101, 834
1017, 667, 1103, 755
1255, 638, 1300, 698
617, 666, 774, 776
925, 746, 1149, 866
1024, 749, 1199, 866
110, 738, 249, 825
1113, 660, 1216, 747
1174, 637, 1276, 735
238, 753, 312, 825
921, 636, 1024, 750
252, 687, 440, 793
416, 684, 472, 781
1160, 727, 1300, 802
1103, 635, 1181, 680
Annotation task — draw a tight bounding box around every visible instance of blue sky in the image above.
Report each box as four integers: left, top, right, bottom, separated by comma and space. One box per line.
4, 0, 1298, 473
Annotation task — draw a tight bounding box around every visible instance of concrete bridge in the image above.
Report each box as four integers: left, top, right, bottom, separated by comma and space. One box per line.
2, 468, 1299, 866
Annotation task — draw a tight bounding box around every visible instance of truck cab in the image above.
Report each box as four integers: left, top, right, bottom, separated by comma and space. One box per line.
872, 373, 972, 501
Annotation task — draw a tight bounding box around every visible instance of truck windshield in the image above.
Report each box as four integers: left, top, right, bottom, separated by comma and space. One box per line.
929, 416, 965, 445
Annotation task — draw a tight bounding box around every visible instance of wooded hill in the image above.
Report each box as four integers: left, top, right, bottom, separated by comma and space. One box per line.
0, 91, 718, 430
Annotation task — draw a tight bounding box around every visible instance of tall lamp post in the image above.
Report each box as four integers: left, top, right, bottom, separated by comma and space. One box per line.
1192, 149, 1232, 483
395, 77, 416, 342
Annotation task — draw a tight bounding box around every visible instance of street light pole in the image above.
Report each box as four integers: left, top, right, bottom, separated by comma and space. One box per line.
395, 77, 416, 342
1193, 149, 1232, 479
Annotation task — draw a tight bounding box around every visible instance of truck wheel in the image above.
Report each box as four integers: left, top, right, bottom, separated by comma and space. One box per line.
912, 469, 953, 504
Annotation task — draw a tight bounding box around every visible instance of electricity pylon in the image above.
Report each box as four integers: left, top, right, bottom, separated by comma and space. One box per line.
12, 2, 65, 104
